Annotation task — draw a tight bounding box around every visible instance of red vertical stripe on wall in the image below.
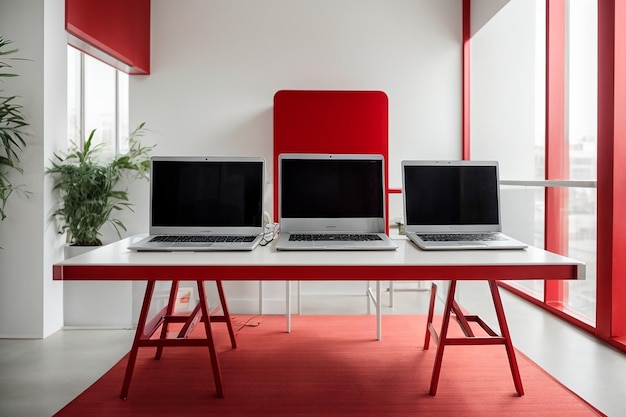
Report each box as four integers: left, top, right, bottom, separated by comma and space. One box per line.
65, 0, 150, 74
544, 0, 568, 305
462, 0, 471, 160
597, 0, 626, 342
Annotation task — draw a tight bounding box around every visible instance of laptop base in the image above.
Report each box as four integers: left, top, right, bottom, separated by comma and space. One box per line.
276, 232, 397, 251
406, 232, 527, 251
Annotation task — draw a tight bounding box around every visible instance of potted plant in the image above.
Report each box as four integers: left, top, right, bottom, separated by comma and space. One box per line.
0, 36, 28, 221
46, 123, 154, 247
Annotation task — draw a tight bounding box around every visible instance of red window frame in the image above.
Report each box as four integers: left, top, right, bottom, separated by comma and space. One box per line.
463, 1, 626, 352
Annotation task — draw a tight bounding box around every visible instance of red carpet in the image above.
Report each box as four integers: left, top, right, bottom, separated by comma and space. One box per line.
54, 315, 603, 417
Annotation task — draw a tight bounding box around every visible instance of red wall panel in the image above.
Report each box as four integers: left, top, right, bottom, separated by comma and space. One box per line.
65, 0, 150, 74
273, 90, 389, 228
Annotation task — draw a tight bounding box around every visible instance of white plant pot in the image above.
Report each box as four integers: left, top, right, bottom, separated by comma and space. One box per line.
64, 244, 96, 259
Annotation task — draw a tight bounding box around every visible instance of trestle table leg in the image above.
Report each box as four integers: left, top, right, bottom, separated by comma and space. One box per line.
424, 280, 524, 397
489, 280, 524, 396
120, 281, 155, 399
428, 280, 457, 395
155, 281, 179, 360
216, 281, 237, 349
196, 280, 224, 398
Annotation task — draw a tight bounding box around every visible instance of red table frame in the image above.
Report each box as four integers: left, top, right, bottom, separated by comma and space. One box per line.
52, 237, 584, 399
424, 280, 524, 396
120, 280, 236, 399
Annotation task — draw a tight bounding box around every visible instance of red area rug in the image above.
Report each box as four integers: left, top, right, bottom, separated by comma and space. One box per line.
54, 315, 603, 417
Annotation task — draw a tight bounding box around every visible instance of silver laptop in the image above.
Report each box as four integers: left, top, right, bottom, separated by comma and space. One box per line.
275, 154, 397, 251
401, 160, 527, 250
128, 156, 265, 251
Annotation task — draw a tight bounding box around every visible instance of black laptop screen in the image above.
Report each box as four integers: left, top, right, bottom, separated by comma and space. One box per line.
151, 160, 263, 227
403, 165, 499, 226
280, 157, 384, 218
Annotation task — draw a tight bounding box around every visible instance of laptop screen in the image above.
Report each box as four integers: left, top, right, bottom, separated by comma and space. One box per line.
151, 158, 264, 228
403, 163, 500, 227
280, 155, 384, 219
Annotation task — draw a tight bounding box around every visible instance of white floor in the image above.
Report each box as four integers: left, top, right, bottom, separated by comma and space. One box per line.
0, 281, 624, 417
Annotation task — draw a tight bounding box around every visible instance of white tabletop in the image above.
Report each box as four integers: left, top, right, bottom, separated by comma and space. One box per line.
53, 235, 585, 282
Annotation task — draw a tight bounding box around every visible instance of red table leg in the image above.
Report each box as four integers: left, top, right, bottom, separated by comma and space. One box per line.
120, 281, 155, 399
424, 280, 524, 396
216, 281, 237, 349
155, 281, 180, 360
196, 280, 224, 398
428, 280, 457, 396
489, 280, 524, 396
119, 280, 234, 399
423, 282, 438, 350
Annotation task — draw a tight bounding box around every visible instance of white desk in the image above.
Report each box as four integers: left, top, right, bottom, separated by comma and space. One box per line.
52, 236, 585, 398
53, 235, 584, 282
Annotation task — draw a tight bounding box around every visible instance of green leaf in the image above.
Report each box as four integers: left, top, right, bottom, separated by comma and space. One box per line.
0, 36, 29, 225
45, 123, 155, 245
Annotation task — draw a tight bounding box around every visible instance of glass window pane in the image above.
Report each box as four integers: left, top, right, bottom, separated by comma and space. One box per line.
566, 0, 597, 181
67, 46, 81, 146
565, 187, 596, 323
84, 53, 116, 155
118, 72, 129, 153
468, 0, 597, 329
562, 0, 597, 323
67, 49, 129, 154
503, 185, 545, 299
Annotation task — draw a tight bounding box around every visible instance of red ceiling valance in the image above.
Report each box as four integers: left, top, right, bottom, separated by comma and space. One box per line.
65, 0, 150, 75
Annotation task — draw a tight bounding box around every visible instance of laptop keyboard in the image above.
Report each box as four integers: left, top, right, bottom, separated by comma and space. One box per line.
289, 233, 383, 242
150, 235, 257, 243
417, 233, 507, 242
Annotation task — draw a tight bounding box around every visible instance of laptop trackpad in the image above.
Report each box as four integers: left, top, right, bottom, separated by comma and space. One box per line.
172, 242, 214, 248
314, 241, 355, 248
428, 241, 487, 247
456, 241, 488, 247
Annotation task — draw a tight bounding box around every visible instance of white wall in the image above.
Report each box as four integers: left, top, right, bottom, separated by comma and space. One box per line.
0, 0, 66, 338
470, 0, 542, 180
126, 0, 463, 314
0, 1, 464, 334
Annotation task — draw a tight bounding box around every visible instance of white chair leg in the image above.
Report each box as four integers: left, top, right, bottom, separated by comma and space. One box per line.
365, 281, 382, 340
297, 281, 302, 315
286, 281, 291, 333
376, 280, 382, 340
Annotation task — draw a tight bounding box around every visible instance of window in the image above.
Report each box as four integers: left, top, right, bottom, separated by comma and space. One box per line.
67, 46, 129, 153
562, 0, 597, 323
504, 0, 597, 325
471, 0, 598, 328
